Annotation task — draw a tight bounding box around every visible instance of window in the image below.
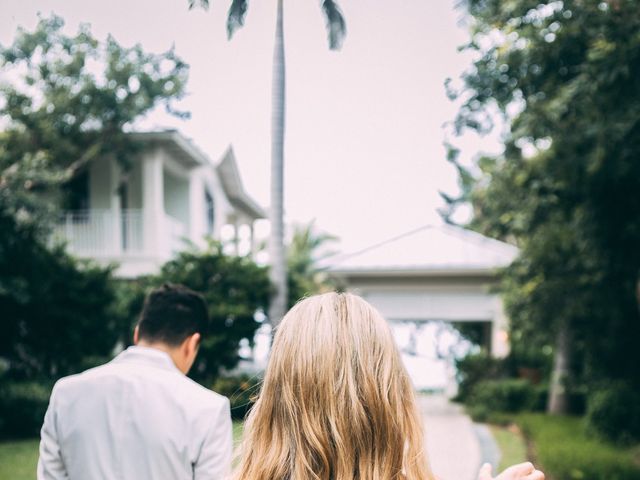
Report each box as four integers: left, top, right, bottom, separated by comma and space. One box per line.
205, 189, 215, 235
65, 169, 90, 212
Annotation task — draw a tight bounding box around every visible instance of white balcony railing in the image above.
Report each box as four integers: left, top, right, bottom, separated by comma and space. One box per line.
54, 209, 187, 260
165, 213, 186, 254
53, 209, 144, 257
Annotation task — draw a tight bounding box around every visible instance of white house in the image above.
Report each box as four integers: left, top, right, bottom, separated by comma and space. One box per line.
52, 130, 265, 277
327, 224, 518, 358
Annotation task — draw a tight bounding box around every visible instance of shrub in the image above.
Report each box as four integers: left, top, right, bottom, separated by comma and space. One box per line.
469, 379, 536, 414
586, 382, 640, 445
0, 381, 51, 439
120, 243, 271, 385
0, 236, 122, 381
212, 375, 261, 420
454, 352, 505, 402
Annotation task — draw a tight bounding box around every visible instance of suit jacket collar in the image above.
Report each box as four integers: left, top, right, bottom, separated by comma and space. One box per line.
113, 345, 180, 373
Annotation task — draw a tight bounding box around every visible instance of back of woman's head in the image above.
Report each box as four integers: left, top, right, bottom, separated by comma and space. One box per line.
235, 292, 434, 480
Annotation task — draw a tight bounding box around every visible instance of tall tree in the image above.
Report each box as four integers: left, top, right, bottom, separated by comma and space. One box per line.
444, 0, 640, 413
0, 14, 190, 379
0, 15, 189, 234
189, 0, 346, 326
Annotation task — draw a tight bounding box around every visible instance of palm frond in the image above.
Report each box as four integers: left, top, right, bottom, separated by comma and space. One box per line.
227, 0, 249, 39
188, 0, 210, 10
321, 0, 347, 50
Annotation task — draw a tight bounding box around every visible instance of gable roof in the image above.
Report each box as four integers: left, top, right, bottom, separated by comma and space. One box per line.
131, 130, 209, 168
132, 130, 265, 220
216, 147, 266, 220
327, 224, 518, 277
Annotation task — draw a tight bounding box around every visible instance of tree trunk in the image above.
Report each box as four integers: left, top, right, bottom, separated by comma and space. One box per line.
547, 321, 571, 414
268, 0, 288, 327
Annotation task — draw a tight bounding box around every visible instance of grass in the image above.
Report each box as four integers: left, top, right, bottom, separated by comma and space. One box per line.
0, 421, 245, 480
514, 413, 640, 480
481, 410, 640, 479
0, 438, 40, 480
489, 424, 528, 471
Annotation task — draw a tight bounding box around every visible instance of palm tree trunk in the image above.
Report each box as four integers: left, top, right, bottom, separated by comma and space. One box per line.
268, 0, 288, 327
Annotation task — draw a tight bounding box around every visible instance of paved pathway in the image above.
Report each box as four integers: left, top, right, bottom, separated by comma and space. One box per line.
418, 395, 496, 480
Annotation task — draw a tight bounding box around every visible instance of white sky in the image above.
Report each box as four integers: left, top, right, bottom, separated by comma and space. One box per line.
0, 0, 500, 253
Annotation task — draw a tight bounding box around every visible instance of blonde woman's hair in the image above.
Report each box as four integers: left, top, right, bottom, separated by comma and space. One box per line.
234, 292, 435, 480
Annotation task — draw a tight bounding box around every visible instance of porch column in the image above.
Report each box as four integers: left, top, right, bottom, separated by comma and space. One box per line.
233, 218, 240, 256
189, 168, 206, 249
491, 296, 510, 358
142, 150, 165, 258
249, 223, 256, 257
109, 158, 122, 256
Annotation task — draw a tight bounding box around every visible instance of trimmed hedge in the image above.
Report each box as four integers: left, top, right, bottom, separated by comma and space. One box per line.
586, 382, 640, 445
0, 381, 51, 439
466, 378, 547, 422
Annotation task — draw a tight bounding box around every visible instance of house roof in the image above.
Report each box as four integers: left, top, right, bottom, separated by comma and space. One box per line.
216, 147, 266, 220
131, 130, 210, 168
327, 224, 518, 277
133, 130, 266, 220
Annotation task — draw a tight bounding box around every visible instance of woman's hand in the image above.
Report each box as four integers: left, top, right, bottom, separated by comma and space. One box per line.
478, 462, 545, 480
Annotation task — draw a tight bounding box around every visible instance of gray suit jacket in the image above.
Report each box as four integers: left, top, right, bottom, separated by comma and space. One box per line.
37, 346, 232, 480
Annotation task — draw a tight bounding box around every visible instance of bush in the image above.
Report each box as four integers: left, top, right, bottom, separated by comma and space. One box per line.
0, 232, 123, 381
586, 382, 640, 445
127, 244, 271, 386
0, 381, 51, 439
469, 379, 537, 415
454, 352, 505, 402
211, 375, 261, 420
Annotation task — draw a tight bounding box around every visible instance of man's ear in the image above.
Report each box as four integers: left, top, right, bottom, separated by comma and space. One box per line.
133, 325, 140, 345
187, 332, 201, 355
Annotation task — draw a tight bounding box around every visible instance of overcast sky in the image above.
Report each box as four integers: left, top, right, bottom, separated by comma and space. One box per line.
0, 0, 501, 253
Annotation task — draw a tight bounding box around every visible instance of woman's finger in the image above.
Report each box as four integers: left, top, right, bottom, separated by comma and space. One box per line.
525, 470, 545, 480
504, 462, 535, 476
478, 463, 492, 480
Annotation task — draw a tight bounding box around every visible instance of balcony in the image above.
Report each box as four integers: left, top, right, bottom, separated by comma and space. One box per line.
53, 209, 186, 266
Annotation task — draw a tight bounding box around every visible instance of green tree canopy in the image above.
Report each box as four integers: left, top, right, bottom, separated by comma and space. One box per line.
124, 243, 271, 385
0, 14, 189, 234
445, 0, 640, 411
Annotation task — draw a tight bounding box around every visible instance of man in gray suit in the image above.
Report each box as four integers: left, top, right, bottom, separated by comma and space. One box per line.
38, 284, 232, 480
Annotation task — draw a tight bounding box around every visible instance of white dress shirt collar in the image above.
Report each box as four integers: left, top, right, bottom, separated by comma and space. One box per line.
113, 345, 180, 373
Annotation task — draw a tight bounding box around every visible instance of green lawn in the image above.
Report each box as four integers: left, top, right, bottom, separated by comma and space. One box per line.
489, 424, 528, 471
0, 438, 40, 480
515, 413, 640, 480
0, 421, 244, 480
483, 412, 640, 480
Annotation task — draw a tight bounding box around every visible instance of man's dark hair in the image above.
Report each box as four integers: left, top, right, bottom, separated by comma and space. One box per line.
137, 283, 208, 346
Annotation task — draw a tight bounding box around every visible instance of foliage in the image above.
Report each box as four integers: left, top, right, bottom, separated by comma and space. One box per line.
517, 413, 640, 480
444, 0, 640, 415
287, 221, 338, 307
187, 0, 347, 49
0, 381, 51, 439
468, 379, 539, 418
454, 351, 505, 402
212, 374, 261, 420
0, 14, 188, 234
586, 381, 640, 445
0, 209, 123, 382
124, 243, 271, 385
